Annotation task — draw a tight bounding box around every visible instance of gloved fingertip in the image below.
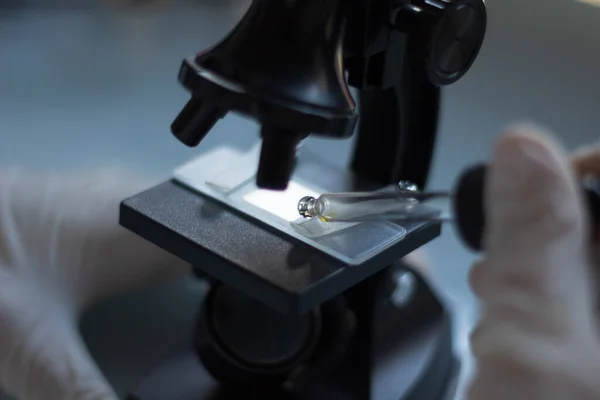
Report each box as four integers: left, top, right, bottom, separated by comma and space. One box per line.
477, 123, 595, 319
492, 123, 564, 181
486, 123, 579, 239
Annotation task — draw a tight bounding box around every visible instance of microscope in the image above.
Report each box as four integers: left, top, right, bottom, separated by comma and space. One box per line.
121, 0, 487, 399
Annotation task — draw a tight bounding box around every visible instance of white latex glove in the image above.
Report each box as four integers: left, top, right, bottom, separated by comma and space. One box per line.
0, 167, 189, 400
466, 125, 600, 399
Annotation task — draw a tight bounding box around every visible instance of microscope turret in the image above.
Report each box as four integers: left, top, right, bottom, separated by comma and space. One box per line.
171, 0, 357, 190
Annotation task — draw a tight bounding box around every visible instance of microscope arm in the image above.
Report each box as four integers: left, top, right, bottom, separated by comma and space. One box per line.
352, 58, 440, 190
350, 0, 487, 191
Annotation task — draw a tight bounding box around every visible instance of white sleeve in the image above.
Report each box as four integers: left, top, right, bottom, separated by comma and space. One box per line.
0, 167, 189, 400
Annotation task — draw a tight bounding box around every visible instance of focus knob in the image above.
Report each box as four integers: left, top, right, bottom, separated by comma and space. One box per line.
395, 0, 487, 86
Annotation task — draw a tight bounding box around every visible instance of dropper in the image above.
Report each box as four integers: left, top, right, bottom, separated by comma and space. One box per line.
297, 164, 600, 252
297, 186, 451, 223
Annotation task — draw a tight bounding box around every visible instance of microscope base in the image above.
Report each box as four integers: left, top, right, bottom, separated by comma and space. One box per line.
126, 310, 458, 400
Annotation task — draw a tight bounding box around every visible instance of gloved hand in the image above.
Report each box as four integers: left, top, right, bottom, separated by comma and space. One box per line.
0, 167, 189, 400
466, 125, 600, 399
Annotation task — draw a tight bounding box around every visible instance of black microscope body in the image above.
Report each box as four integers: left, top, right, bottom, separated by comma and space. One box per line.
120, 0, 487, 398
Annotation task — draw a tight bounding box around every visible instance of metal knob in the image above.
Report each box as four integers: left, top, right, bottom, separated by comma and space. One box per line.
395, 0, 487, 86
397, 181, 419, 193
298, 196, 317, 218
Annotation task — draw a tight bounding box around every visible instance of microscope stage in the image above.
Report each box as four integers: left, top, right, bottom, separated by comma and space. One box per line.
120, 145, 441, 314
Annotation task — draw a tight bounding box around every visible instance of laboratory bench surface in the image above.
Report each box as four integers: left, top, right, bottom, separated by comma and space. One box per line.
1, 0, 600, 398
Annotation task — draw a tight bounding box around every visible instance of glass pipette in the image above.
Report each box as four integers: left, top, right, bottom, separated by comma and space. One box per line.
297, 190, 451, 223
297, 164, 600, 252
